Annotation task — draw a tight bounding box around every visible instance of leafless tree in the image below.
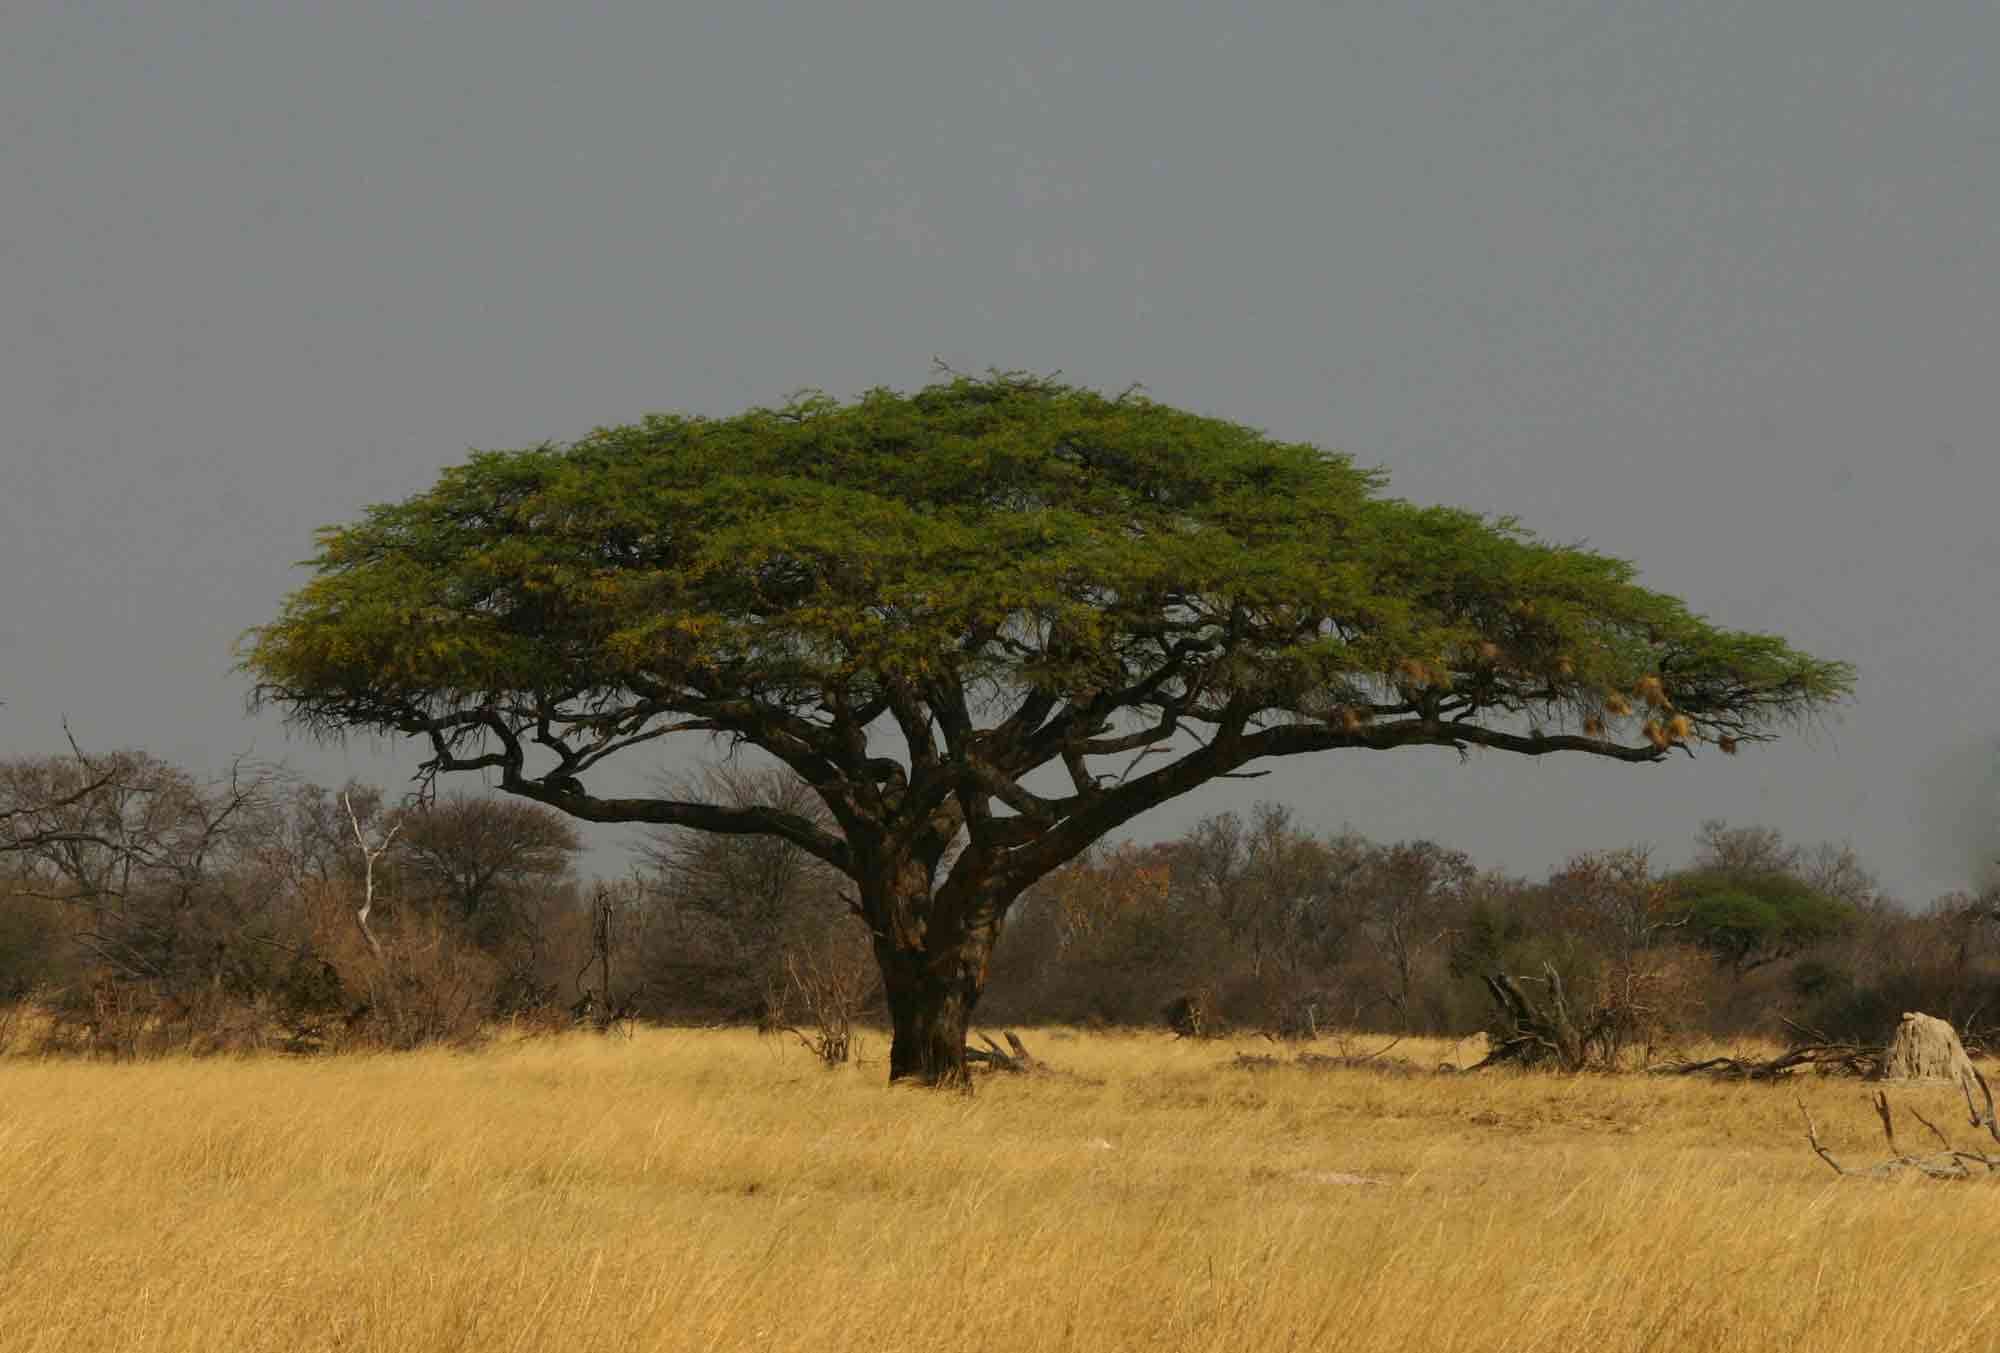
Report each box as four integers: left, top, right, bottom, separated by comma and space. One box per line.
1547, 847, 1680, 964
1358, 840, 1474, 1028
1797, 840, 1883, 912
1163, 805, 1368, 981
259, 780, 382, 894
1801, 1070, 2000, 1181
638, 764, 859, 1016
640, 765, 840, 943
0, 733, 287, 992
387, 793, 581, 948
1694, 819, 1799, 877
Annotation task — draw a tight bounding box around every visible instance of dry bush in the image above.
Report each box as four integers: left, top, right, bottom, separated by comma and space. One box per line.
340, 920, 499, 1051
32, 978, 165, 1060
0, 992, 37, 1054
987, 843, 1231, 1028
767, 928, 874, 1065
1163, 988, 1218, 1039
0, 886, 77, 999
1587, 947, 1708, 1068
287, 878, 497, 1052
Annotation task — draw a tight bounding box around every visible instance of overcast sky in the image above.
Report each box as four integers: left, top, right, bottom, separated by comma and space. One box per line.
3, 1, 1995, 902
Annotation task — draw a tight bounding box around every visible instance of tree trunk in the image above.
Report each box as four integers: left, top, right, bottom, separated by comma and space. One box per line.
875, 925, 998, 1087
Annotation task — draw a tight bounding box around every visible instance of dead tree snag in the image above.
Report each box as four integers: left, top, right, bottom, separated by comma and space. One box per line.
1800, 1067, 2000, 1181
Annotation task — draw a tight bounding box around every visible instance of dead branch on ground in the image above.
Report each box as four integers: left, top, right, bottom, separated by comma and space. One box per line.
1654, 1041, 1878, 1081
965, 1031, 1040, 1073
1232, 1037, 1420, 1076
1800, 1067, 2000, 1180
1471, 967, 1586, 1070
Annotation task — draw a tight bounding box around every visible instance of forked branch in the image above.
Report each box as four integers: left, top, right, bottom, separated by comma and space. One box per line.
344, 791, 401, 960
1800, 1069, 2000, 1181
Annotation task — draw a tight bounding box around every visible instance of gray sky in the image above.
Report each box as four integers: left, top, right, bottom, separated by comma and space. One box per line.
4, 1, 1996, 903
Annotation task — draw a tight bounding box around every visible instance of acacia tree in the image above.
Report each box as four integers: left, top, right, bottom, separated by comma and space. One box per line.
241, 373, 1851, 1083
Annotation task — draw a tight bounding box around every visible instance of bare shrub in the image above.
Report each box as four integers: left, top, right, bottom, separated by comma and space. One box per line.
1587, 947, 1707, 1067
282, 871, 494, 1052
342, 918, 498, 1051
769, 929, 873, 1065
0, 989, 43, 1055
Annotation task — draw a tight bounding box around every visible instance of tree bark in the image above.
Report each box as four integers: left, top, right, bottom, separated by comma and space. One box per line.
874, 920, 999, 1087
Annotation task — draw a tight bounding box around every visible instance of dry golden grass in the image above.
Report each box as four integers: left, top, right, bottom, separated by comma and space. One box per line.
4, 1026, 2000, 1352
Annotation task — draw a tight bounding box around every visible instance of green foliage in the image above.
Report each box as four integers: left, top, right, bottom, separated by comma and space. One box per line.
1681, 890, 1780, 967
1673, 869, 1855, 970
1788, 957, 1852, 1002
244, 372, 1850, 766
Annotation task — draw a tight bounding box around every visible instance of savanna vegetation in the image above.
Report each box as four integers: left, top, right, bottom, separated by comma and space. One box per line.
236, 372, 1850, 1080
8, 371, 2000, 1348
8, 1026, 2000, 1353
4, 726, 1998, 1072
13, 374, 2000, 1070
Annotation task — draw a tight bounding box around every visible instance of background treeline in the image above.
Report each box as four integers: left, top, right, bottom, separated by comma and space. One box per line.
3, 745, 1997, 1060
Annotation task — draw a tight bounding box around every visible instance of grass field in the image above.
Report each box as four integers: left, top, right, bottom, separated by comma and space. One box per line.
4, 1026, 1999, 1352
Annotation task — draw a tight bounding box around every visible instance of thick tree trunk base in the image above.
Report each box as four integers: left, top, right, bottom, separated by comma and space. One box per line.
880, 951, 981, 1087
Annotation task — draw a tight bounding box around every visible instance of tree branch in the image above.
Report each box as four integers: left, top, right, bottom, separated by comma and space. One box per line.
344, 789, 400, 960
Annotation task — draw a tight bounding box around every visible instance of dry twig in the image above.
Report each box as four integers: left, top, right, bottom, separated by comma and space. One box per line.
1799, 1067, 2000, 1181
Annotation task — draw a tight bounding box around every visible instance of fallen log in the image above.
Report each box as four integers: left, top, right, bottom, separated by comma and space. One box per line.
965, 1031, 1040, 1073
1652, 1042, 1878, 1080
